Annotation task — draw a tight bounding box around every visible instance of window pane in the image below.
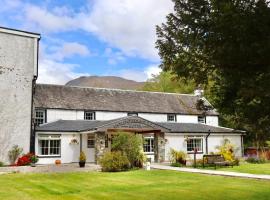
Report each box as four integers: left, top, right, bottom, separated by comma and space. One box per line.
84, 111, 95, 120
143, 137, 154, 153
187, 138, 202, 152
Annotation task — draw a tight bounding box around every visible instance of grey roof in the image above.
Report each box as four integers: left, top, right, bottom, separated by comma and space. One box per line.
34, 84, 218, 115
36, 116, 244, 134
157, 122, 245, 133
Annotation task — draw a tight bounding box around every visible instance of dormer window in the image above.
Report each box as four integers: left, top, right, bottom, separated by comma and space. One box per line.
84, 111, 96, 120
167, 114, 176, 122
35, 109, 46, 126
198, 116, 206, 124
127, 112, 138, 116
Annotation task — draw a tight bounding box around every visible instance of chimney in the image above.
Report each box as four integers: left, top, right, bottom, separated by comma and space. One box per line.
194, 86, 204, 97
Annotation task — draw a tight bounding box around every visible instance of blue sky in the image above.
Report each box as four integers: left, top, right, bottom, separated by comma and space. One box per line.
0, 0, 173, 84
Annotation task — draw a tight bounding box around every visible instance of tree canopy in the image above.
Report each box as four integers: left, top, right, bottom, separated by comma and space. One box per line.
156, 0, 270, 146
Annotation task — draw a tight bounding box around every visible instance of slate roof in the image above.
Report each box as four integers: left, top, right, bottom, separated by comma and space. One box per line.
34, 84, 218, 115
36, 117, 244, 134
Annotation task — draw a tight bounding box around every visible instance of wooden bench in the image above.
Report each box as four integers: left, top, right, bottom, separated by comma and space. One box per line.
203, 154, 233, 169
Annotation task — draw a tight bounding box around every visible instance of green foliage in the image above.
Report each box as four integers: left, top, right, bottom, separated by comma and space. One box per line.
216, 139, 237, 162
169, 148, 188, 165
79, 151, 86, 162
99, 151, 130, 172
0, 161, 4, 167
156, 0, 270, 147
8, 145, 23, 165
112, 132, 144, 168
141, 71, 195, 94
246, 157, 267, 164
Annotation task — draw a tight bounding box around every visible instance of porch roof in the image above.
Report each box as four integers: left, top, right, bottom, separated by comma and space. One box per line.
36, 116, 244, 134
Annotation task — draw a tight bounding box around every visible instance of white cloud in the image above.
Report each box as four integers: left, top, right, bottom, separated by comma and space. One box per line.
21, 0, 173, 60
49, 42, 90, 61
37, 59, 89, 84
104, 48, 125, 65
144, 64, 162, 79
115, 64, 162, 82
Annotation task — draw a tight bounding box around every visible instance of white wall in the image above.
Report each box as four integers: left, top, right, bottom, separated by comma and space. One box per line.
45, 109, 218, 126
177, 115, 198, 123
96, 111, 127, 120
0, 30, 39, 163
47, 109, 84, 122
36, 132, 80, 164
206, 116, 219, 126
139, 113, 167, 122
164, 133, 242, 161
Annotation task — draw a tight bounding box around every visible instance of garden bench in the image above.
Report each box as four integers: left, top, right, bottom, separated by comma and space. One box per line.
203, 154, 233, 169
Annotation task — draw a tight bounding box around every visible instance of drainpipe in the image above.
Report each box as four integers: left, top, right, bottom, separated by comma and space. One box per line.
205, 130, 211, 154
80, 134, 82, 153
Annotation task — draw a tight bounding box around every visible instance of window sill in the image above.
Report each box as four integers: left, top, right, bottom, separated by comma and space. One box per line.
187, 152, 203, 154
38, 155, 61, 158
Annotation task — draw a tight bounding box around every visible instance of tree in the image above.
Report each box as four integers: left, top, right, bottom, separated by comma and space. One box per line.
141, 71, 196, 94
156, 0, 270, 147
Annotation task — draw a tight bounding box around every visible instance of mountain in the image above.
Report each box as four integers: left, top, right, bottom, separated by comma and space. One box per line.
65, 76, 145, 90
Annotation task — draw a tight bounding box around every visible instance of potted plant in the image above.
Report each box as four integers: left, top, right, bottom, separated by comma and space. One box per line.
79, 151, 86, 168
30, 154, 39, 167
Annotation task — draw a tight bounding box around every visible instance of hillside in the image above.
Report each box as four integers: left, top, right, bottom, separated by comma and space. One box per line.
65, 76, 145, 90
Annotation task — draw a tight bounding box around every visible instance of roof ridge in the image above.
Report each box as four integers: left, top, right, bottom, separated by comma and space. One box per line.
36, 83, 197, 96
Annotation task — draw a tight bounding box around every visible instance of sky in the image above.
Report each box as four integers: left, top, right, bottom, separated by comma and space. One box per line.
0, 0, 174, 84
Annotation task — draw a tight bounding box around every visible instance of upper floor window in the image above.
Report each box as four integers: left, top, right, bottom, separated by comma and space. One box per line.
167, 114, 176, 122
186, 137, 203, 153
84, 111, 95, 120
198, 116, 206, 124
127, 112, 138, 116
35, 109, 46, 126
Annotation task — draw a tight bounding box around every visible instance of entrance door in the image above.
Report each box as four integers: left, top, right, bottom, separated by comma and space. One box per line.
85, 134, 95, 162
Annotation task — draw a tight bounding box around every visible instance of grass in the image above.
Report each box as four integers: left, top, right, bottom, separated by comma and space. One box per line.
215, 162, 270, 175
0, 170, 270, 200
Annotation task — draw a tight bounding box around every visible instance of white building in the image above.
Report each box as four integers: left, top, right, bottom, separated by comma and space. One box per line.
34, 84, 245, 164
0, 27, 40, 163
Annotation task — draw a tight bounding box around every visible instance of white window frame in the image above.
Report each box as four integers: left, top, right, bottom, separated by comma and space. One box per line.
143, 136, 154, 153
87, 135, 95, 148
186, 136, 203, 153
38, 135, 61, 157
198, 116, 206, 124
35, 109, 46, 126
167, 114, 176, 122
84, 111, 95, 120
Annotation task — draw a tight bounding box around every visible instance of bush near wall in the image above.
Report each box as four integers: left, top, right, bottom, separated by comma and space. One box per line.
16, 153, 38, 166
99, 151, 130, 172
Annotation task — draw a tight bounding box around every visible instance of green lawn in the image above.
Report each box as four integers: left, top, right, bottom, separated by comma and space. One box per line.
0, 170, 269, 200
216, 163, 270, 175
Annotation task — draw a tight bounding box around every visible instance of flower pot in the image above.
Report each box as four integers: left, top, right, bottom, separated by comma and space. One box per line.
31, 163, 36, 167
55, 160, 61, 165
79, 161, 86, 168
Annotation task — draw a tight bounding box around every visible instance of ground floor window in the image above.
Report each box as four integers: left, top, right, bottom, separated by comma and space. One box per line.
143, 137, 154, 153
87, 135, 95, 148
186, 137, 203, 153
38, 135, 61, 156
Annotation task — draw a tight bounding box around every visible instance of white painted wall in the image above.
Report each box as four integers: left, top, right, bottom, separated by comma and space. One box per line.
36, 132, 80, 164
139, 113, 167, 122
206, 116, 219, 126
45, 109, 218, 126
164, 133, 242, 161
47, 109, 84, 122
177, 115, 198, 123
208, 134, 242, 157
96, 111, 127, 120
0, 30, 39, 163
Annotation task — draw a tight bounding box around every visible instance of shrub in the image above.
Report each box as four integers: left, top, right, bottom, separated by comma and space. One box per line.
79, 151, 86, 162
215, 139, 237, 162
8, 145, 23, 165
0, 161, 4, 167
169, 149, 188, 165
112, 132, 144, 168
246, 156, 266, 164
16, 153, 38, 166
99, 151, 130, 172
